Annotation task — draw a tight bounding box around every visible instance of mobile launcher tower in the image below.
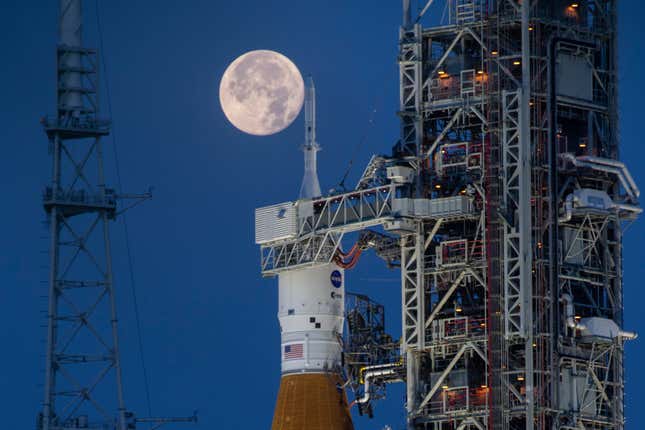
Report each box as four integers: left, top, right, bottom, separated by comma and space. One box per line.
255, 1, 641, 430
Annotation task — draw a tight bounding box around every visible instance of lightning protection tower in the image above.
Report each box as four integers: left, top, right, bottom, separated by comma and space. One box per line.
38, 2, 195, 429
39, 1, 126, 428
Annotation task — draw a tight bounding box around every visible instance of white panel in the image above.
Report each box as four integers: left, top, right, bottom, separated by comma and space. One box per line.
254, 201, 297, 244
393, 196, 473, 218
387, 166, 415, 184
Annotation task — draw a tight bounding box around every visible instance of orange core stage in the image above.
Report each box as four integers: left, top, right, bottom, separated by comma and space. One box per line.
272, 373, 354, 430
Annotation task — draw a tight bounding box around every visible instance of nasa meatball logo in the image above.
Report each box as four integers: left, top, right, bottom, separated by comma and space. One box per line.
330, 270, 342, 288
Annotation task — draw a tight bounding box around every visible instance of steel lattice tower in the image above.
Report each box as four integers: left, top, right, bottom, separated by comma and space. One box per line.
38, 2, 195, 430
39, 1, 127, 429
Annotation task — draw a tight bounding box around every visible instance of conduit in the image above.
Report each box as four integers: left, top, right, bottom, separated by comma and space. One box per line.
334, 242, 364, 269
561, 293, 637, 339
560, 153, 640, 201
558, 190, 642, 223
350, 362, 402, 407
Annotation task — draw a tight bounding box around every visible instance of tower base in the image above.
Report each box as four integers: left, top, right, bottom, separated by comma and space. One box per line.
272, 373, 354, 430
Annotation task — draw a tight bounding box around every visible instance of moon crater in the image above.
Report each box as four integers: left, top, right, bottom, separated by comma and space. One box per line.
219, 50, 304, 136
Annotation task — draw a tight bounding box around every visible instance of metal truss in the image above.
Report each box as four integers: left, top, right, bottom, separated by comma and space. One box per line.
559, 340, 622, 429
501, 90, 530, 340
259, 185, 397, 274
415, 341, 488, 416
398, 23, 423, 157
260, 231, 344, 274
400, 222, 427, 421
41, 93, 128, 430
300, 185, 397, 235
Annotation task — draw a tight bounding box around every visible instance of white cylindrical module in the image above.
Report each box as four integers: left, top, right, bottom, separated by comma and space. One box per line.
59, 0, 83, 114
278, 263, 345, 374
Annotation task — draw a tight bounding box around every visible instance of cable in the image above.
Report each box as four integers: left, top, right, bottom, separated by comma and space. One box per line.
95, 0, 153, 420
336, 103, 379, 191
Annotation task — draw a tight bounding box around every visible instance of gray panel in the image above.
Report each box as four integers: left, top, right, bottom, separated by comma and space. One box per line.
557, 53, 593, 101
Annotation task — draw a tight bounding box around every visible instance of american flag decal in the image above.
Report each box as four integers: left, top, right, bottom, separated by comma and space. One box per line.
284, 343, 304, 360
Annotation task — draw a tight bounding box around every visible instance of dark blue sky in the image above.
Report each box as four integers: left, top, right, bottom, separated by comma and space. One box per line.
1, 2, 643, 429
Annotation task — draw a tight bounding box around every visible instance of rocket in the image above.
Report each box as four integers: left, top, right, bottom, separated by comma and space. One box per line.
271, 78, 354, 430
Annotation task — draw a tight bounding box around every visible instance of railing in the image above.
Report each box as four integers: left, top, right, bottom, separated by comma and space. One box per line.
435, 141, 483, 177
428, 71, 489, 104
41, 115, 111, 134
432, 316, 487, 341
433, 239, 484, 267
419, 386, 489, 416
43, 187, 117, 209
451, 0, 484, 25
304, 185, 397, 234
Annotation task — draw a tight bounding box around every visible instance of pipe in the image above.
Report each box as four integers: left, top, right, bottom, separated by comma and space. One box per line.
613, 203, 643, 215
560, 274, 604, 287
355, 368, 397, 405
558, 191, 642, 223
561, 153, 639, 201
620, 330, 638, 340
360, 362, 402, 374
559, 194, 574, 223
578, 156, 640, 198
561, 294, 638, 340
561, 294, 584, 330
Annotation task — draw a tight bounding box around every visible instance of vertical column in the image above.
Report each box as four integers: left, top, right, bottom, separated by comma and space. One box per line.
398, 15, 425, 429
42, 137, 61, 430
519, 1, 534, 428
59, 0, 83, 114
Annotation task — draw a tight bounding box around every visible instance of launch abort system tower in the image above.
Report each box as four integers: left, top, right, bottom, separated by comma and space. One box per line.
255, 1, 640, 429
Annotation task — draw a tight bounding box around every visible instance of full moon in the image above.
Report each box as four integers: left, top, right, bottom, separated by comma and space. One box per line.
219, 50, 305, 136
